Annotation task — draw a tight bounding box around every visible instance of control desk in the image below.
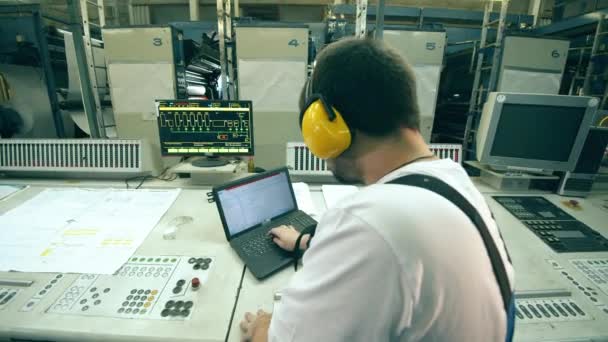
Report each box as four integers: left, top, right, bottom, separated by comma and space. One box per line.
0, 177, 607, 342
0, 182, 244, 342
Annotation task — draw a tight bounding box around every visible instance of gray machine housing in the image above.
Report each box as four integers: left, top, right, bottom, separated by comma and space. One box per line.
235, 24, 309, 170
103, 25, 185, 176
496, 36, 569, 95
383, 28, 446, 142
0, 139, 150, 179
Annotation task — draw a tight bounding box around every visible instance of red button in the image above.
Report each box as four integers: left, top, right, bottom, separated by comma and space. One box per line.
192, 278, 200, 288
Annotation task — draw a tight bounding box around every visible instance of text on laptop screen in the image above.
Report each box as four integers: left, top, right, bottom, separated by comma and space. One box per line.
217, 171, 296, 236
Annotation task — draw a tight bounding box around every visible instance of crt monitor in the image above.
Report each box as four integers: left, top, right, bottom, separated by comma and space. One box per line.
476, 92, 598, 172
155, 100, 253, 167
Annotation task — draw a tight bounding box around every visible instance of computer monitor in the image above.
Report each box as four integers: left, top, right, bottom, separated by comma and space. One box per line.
476, 92, 598, 173
572, 127, 608, 174
556, 127, 608, 197
155, 99, 254, 167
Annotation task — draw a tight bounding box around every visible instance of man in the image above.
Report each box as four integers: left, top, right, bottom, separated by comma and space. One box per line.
240, 37, 514, 341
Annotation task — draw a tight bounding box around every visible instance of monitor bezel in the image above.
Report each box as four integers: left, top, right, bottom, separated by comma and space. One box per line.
478, 92, 598, 172
155, 99, 255, 157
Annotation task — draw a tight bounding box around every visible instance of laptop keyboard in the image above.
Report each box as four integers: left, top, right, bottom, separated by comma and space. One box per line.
241, 230, 276, 256
239, 214, 317, 257
275, 214, 317, 229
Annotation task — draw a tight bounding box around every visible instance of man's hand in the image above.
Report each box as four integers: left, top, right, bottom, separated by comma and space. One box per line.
268, 225, 310, 252
240, 309, 271, 342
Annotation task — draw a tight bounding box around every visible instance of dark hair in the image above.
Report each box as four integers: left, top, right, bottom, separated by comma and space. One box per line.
0, 106, 23, 138
301, 38, 420, 136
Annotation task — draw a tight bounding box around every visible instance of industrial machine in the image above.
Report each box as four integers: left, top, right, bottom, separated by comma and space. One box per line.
0, 7, 73, 139
103, 26, 187, 175
384, 28, 446, 142
496, 36, 569, 95
235, 24, 309, 169
0, 4, 120, 140
286, 142, 462, 177
0, 139, 149, 179
2, 6, 608, 342
58, 29, 115, 137
436, 36, 570, 145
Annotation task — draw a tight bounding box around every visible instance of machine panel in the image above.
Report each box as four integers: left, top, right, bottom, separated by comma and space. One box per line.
384, 29, 446, 142
45, 255, 212, 320
572, 258, 608, 297
493, 196, 608, 252
0, 288, 22, 310
515, 297, 590, 323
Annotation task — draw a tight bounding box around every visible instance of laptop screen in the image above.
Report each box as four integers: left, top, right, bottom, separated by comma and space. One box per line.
216, 170, 296, 237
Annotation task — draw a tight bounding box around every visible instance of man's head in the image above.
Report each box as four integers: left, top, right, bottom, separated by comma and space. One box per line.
299, 38, 421, 184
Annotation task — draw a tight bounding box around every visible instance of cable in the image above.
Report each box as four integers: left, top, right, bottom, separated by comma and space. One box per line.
599, 115, 608, 127
224, 266, 246, 342
124, 167, 178, 189
135, 175, 152, 189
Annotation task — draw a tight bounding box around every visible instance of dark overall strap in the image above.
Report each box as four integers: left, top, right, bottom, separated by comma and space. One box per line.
387, 174, 513, 314
293, 225, 316, 271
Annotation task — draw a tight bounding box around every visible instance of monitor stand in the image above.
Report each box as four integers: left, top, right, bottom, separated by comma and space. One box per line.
191, 156, 229, 168
465, 161, 559, 191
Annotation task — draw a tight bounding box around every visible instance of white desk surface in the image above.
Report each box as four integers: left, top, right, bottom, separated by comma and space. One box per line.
225, 191, 326, 342
1, 176, 608, 342
0, 183, 243, 342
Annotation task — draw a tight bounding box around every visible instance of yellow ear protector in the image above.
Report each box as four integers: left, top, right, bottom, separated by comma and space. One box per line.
299, 78, 352, 159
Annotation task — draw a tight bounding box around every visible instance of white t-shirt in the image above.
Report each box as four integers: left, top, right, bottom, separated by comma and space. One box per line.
269, 159, 515, 342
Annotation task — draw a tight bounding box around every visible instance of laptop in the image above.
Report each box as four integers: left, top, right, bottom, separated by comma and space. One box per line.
212, 167, 317, 279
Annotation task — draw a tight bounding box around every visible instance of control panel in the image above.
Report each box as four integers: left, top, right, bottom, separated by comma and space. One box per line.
21, 274, 65, 312
571, 258, 608, 296
515, 297, 589, 323
45, 255, 212, 320
493, 196, 608, 252
0, 288, 22, 311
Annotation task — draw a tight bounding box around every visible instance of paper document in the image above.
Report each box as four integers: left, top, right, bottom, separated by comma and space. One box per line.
322, 185, 359, 209
0, 188, 180, 274
0, 185, 26, 201
292, 183, 318, 217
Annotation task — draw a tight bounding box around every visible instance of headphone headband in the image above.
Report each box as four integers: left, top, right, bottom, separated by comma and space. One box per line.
299, 78, 337, 127
305, 76, 313, 99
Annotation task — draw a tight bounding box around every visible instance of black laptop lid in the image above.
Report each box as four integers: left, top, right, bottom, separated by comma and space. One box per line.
213, 167, 298, 241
